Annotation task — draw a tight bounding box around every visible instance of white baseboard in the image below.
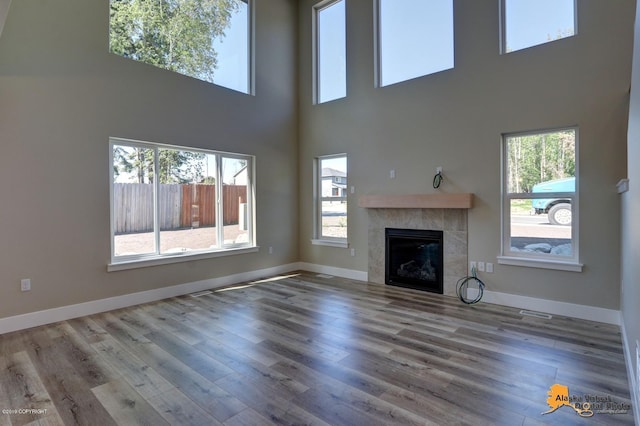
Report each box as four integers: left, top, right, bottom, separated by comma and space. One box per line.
298, 262, 368, 282
0, 263, 300, 334
481, 290, 621, 325
620, 319, 640, 425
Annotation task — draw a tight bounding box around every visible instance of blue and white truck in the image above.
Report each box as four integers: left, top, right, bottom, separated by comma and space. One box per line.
531, 177, 575, 226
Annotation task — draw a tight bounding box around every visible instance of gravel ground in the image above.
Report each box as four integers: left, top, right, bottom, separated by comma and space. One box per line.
114, 225, 246, 256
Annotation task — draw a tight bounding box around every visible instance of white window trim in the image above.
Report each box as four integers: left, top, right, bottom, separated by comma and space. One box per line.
109, 137, 256, 270
499, 0, 578, 55
313, 153, 348, 247
312, 0, 346, 104
500, 127, 581, 271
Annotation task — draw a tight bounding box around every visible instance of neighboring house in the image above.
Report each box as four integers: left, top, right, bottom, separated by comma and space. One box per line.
321, 167, 347, 198
232, 165, 248, 186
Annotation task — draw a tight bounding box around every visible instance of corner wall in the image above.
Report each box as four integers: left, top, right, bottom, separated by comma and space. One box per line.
298, 0, 634, 310
622, 0, 640, 416
0, 0, 299, 319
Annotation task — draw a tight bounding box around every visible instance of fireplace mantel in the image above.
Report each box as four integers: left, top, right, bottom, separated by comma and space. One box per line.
358, 193, 473, 209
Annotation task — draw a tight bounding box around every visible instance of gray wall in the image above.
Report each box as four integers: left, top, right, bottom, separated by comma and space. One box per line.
298, 0, 634, 309
0, 0, 298, 318
622, 0, 640, 409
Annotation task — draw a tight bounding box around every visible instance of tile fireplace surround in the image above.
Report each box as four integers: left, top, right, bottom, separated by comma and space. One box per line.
359, 194, 473, 296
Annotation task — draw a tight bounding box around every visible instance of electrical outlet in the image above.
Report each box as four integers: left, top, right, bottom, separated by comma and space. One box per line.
350, 248, 355, 257
350, 186, 355, 194
436, 166, 443, 174
478, 262, 485, 272
470, 261, 477, 273
486, 262, 494, 273
268, 246, 273, 254
20, 278, 31, 292
389, 169, 396, 179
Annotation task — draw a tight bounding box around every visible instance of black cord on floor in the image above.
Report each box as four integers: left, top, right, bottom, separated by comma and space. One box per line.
456, 271, 485, 304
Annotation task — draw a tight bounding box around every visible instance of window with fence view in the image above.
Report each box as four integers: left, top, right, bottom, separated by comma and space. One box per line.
110, 138, 254, 263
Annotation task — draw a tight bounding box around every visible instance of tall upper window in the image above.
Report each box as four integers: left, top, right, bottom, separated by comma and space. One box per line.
500, 128, 580, 271
501, 0, 576, 53
110, 138, 254, 266
376, 0, 454, 87
314, 0, 347, 103
109, 0, 252, 94
313, 154, 348, 246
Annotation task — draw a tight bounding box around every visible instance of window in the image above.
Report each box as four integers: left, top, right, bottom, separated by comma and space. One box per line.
313, 154, 348, 246
375, 0, 454, 87
314, 0, 346, 103
499, 128, 581, 271
109, 0, 252, 94
501, 0, 576, 53
110, 138, 255, 268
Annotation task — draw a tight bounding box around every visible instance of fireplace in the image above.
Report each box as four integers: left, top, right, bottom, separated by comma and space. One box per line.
385, 228, 443, 294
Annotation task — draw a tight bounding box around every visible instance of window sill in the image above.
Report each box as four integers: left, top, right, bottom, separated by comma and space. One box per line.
311, 239, 349, 248
497, 256, 583, 272
108, 246, 259, 272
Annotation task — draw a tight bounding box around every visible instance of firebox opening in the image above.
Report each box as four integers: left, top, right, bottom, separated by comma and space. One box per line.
385, 228, 444, 294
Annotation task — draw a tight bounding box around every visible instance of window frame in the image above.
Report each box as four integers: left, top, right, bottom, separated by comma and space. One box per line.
499, 0, 577, 54
313, 0, 347, 104
109, 137, 256, 271
312, 153, 348, 248
374, 0, 454, 88
498, 127, 582, 272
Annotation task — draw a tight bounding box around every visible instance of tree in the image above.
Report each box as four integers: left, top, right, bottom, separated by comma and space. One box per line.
507, 130, 575, 193
109, 0, 241, 83
113, 146, 206, 184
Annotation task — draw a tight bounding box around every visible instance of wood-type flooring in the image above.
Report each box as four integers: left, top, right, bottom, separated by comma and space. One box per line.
0, 271, 635, 425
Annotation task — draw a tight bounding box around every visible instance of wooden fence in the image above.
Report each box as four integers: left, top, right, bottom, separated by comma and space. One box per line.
113, 183, 247, 234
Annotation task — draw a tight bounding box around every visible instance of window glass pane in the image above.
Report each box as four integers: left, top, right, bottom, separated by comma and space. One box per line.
509, 198, 573, 256
109, 0, 251, 94
320, 156, 347, 239
222, 157, 250, 244
159, 149, 216, 254
212, 0, 249, 93
378, 0, 453, 87
317, 0, 346, 103
503, 0, 575, 53
506, 130, 576, 194
112, 145, 156, 256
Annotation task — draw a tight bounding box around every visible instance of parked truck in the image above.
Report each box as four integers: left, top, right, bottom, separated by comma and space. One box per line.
531, 177, 575, 226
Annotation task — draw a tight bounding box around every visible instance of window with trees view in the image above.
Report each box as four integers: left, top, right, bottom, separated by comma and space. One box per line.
376, 0, 454, 87
501, 0, 576, 53
500, 128, 580, 271
109, 0, 252, 94
110, 138, 254, 265
313, 154, 348, 245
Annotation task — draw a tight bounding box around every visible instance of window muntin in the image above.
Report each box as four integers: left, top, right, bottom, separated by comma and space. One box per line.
376, 0, 454, 87
314, 0, 347, 103
502, 128, 578, 264
315, 154, 347, 241
110, 138, 254, 264
109, 0, 252, 94
501, 0, 576, 53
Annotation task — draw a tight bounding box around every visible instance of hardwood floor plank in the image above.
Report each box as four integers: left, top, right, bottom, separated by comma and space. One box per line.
0, 351, 63, 426
21, 327, 118, 426
0, 271, 634, 425
91, 379, 169, 426
216, 373, 331, 426
91, 312, 246, 422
